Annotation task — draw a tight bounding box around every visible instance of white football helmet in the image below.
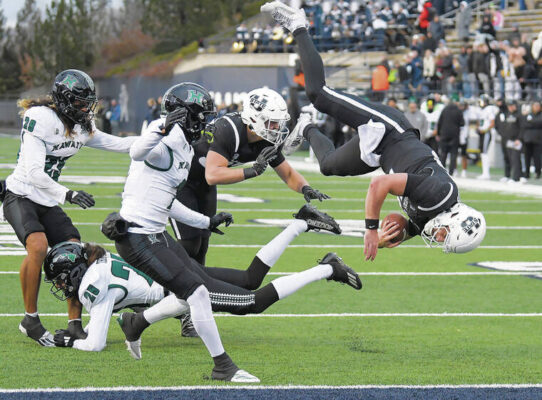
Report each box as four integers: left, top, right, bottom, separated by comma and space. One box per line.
421, 203, 486, 254
241, 88, 290, 145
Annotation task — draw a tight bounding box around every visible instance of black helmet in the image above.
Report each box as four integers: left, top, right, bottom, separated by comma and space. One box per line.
43, 241, 89, 301
161, 82, 216, 143
51, 69, 97, 128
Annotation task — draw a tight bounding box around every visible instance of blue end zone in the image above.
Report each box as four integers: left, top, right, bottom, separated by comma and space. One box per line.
2, 387, 542, 400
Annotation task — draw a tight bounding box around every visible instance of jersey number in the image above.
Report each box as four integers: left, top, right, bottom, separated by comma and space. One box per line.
83, 284, 100, 303
23, 117, 36, 132
110, 255, 153, 286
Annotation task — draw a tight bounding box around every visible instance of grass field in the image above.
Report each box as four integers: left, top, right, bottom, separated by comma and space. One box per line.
1, 135, 542, 389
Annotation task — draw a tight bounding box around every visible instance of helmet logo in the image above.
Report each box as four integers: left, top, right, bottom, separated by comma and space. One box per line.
187, 90, 204, 106
53, 253, 76, 263
461, 216, 481, 235
61, 75, 78, 90
249, 94, 267, 111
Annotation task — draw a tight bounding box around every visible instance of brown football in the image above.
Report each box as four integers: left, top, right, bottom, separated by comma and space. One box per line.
382, 213, 407, 243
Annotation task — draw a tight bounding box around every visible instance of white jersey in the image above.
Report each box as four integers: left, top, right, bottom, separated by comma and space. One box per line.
476, 105, 498, 133
6, 106, 135, 207
74, 251, 165, 351
421, 107, 443, 140
460, 107, 477, 145
120, 118, 209, 234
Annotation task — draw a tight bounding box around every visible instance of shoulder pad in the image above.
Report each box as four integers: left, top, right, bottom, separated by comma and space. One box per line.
78, 262, 110, 311
23, 107, 60, 141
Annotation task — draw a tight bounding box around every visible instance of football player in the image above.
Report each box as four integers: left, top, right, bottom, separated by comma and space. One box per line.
108, 82, 260, 382
475, 95, 498, 180
261, 2, 486, 261
45, 206, 358, 363
2, 69, 137, 346
170, 87, 329, 266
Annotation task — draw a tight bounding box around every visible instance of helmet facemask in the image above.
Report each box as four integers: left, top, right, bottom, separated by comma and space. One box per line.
45, 262, 88, 301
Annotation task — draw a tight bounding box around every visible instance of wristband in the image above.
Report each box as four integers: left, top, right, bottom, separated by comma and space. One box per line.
243, 168, 257, 180
365, 219, 379, 230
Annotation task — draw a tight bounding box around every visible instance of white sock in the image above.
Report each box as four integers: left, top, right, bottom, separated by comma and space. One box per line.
256, 219, 307, 267
143, 294, 189, 325
271, 264, 332, 300
25, 311, 38, 317
187, 285, 224, 357
481, 153, 490, 176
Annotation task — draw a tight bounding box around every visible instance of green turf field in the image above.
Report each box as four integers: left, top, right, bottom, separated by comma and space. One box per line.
1, 135, 541, 388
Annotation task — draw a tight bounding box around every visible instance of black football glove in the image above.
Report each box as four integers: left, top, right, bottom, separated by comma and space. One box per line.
67, 319, 88, 340
159, 108, 187, 136
0, 179, 6, 203
302, 185, 330, 202
208, 212, 234, 235
54, 330, 76, 347
66, 190, 95, 209
243, 146, 278, 179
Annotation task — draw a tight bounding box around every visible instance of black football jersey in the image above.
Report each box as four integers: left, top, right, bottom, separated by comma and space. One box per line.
187, 112, 285, 184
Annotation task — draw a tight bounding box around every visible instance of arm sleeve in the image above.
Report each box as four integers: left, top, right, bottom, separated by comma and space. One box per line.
169, 199, 210, 229
269, 149, 285, 168
86, 129, 137, 153
23, 134, 70, 204
72, 289, 120, 352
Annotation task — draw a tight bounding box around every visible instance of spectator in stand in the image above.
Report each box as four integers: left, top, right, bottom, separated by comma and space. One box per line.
423, 49, 437, 92
458, 46, 472, 98
372, 61, 390, 102
521, 101, 542, 179
533, 31, 542, 96
479, 13, 496, 39
437, 47, 456, 94
437, 96, 464, 175
456, 1, 471, 42
405, 100, 429, 140
472, 42, 490, 95
387, 97, 399, 110
410, 50, 424, 96
495, 100, 523, 183
488, 40, 506, 100
423, 31, 438, 53
418, 1, 435, 34
508, 37, 528, 99
429, 15, 445, 43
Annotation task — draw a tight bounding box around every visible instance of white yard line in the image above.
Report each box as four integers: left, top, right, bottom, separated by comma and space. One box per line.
1, 271, 539, 276
0, 313, 541, 318
2, 384, 542, 392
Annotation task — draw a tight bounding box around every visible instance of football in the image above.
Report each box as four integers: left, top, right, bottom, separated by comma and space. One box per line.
382, 212, 408, 243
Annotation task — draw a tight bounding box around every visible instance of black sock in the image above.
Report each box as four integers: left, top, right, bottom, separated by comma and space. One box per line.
135, 312, 150, 331
213, 352, 236, 371
252, 283, 280, 314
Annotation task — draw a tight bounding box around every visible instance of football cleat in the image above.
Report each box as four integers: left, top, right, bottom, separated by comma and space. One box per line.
124, 339, 142, 360
117, 312, 146, 342
282, 113, 312, 155
19, 315, 55, 347
180, 313, 199, 338
319, 252, 362, 290
261, 1, 308, 33
212, 367, 260, 383
293, 204, 342, 234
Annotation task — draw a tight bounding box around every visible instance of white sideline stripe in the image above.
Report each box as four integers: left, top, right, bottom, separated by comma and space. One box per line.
2, 384, 542, 392
1, 313, 541, 318
1, 271, 540, 276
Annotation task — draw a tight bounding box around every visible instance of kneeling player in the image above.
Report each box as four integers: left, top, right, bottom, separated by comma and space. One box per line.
45, 205, 360, 362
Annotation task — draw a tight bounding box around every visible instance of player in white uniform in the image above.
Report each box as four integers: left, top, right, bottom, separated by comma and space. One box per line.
105, 82, 258, 382
474, 95, 499, 180
420, 96, 443, 153
2, 69, 136, 346
44, 209, 359, 358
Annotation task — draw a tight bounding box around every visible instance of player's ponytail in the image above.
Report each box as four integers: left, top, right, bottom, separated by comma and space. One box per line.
83, 243, 107, 266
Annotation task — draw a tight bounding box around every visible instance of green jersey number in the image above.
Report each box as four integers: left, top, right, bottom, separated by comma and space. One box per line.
44, 155, 69, 181
23, 117, 36, 132
110, 254, 153, 286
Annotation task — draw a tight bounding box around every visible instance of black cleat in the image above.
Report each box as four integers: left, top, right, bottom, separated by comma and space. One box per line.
180, 313, 199, 338
319, 252, 362, 290
19, 314, 55, 347
293, 204, 342, 234
117, 312, 147, 342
